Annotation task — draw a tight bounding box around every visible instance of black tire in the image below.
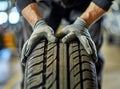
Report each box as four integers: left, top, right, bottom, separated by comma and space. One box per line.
23, 40, 98, 89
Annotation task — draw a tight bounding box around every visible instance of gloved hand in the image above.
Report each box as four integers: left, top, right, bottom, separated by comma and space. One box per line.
21, 19, 57, 65
61, 17, 98, 62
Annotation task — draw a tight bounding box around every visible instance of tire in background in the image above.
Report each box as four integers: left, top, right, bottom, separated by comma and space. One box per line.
23, 40, 98, 89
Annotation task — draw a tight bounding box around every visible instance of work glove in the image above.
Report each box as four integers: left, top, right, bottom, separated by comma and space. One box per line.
21, 19, 57, 65
61, 17, 98, 62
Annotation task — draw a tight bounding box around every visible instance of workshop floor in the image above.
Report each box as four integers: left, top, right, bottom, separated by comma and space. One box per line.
0, 35, 120, 89
102, 40, 120, 89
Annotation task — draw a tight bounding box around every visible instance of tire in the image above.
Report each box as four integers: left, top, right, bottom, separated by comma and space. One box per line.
23, 40, 98, 89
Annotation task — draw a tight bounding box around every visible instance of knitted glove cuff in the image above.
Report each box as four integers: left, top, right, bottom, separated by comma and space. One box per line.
74, 17, 89, 29
33, 19, 46, 29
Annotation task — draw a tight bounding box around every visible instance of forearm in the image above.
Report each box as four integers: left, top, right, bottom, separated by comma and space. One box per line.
22, 3, 43, 27
80, 2, 105, 25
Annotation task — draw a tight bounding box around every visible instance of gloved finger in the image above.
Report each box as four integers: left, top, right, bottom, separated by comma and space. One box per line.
21, 40, 28, 66
80, 28, 91, 37
47, 34, 57, 43
61, 26, 71, 34
87, 38, 98, 62
77, 35, 93, 55
26, 35, 42, 56
62, 32, 76, 43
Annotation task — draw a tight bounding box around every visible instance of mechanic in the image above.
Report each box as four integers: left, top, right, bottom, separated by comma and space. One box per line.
15, 0, 113, 89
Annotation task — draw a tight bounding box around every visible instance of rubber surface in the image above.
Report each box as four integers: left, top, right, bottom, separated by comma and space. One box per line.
23, 40, 98, 89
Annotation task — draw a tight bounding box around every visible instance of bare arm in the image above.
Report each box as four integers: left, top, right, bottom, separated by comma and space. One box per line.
80, 2, 105, 25
22, 3, 42, 27
21, 2, 107, 27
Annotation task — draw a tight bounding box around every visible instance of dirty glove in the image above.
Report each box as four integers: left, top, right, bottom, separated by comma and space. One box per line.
62, 17, 98, 62
21, 19, 57, 65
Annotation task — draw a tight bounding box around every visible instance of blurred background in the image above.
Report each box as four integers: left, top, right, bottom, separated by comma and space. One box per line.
0, 0, 120, 89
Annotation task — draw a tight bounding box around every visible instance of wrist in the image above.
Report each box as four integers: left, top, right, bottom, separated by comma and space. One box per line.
80, 2, 105, 25
22, 3, 43, 27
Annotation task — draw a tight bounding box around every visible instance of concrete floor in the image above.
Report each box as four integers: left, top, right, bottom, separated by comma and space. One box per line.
102, 40, 120, 89
0, 35, 120, 89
